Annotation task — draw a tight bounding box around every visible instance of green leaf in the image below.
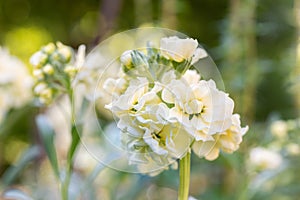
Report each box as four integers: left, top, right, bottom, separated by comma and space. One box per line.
75, 163, 106, 199
36, 115, 60, 178
0, 104, 36, 137
172, 59, 191, 75
67, 124, 80, 163
2, 189, 33, 200
2, 146, 40, 186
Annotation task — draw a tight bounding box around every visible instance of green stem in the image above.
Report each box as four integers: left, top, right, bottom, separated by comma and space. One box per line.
61, 90, 80, 200
178, 151, 191, 200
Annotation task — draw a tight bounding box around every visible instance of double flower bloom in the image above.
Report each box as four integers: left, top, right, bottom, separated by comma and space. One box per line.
104, 36, 248, 174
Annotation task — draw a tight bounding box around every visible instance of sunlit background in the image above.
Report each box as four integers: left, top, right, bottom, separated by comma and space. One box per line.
1, 0, 300, 199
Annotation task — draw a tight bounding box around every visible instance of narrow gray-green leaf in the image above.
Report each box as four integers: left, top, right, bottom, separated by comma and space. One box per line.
3, 189, 33, 200
36, 115, 60, 178
2, 146, 40, 186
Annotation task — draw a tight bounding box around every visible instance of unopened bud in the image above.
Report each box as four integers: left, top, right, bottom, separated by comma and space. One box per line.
57, 42, 72, 62
43, 43, 56, 54
33, 69, 44, 80
64, 65, 77, 76
43, 64, 54, 75
120, 50, 133, 67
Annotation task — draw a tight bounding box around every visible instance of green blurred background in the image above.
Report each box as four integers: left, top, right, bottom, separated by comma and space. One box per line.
1, 0, 300, 199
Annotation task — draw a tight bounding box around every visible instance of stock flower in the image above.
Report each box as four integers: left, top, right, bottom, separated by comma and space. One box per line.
106, 77, 192, 166
0, 47, 33, 122
191, 47, 208, 64
192, 114, 248, 160
103, 35, 247, 172
162, 70, 234, 140
270, 120, 288, 139
160, 36, 207, 63
249, 147, 283, 170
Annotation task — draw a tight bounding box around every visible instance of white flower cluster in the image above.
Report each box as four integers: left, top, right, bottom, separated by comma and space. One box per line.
104, 36, 248, 173
0, 47, 33, 122
30, 42, 85, 104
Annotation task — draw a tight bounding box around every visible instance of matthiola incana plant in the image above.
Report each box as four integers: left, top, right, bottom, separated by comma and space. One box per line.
28, 29, 248, 200
30, 42, 86, 200
102, 35, 248, 200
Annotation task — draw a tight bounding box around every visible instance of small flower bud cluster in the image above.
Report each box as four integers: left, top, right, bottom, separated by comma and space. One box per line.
30, 42, 79, 104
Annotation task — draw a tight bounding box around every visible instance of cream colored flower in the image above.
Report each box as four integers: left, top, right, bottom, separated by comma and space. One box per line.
0, 47, 33, 122
182, 69, 201, 85
191, 47, 208, 64
160, 36, 207, 63
103, 76, 127, 99
270, 120, 288, 139
249, 147, 283, 170
119, 109, 191, 166
162, 71, 234, 140
106, 77, 192, 167
106, 76, 158, 117
192, 114, 248, 160
286, 143, 300, 156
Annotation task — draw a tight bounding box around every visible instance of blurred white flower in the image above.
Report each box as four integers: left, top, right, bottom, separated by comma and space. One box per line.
270, 120, 288, 139
286, 143, 300, 156
192, 114, 248, 161
0, 47, 33, 122
73, 50, 124, 119
160, 36, 207, 63
249, 147, 283, 170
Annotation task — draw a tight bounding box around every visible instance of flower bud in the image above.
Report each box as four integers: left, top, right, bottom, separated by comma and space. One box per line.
34, 83, 47, 94
57, 42, 72, 62
120, 50, 133, 67
33, 69, 44, 80
43, 43, 56, 54
64, 65, 77, 76
39, 88, 53, 104
30, 51, 48, 68
43, 64, 54, 75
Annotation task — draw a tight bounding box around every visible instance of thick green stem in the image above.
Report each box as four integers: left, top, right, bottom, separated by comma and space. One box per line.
178, 151, 191, 200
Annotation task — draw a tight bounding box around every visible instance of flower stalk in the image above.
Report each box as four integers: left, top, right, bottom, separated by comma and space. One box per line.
61, 89, 80, 200
178, 151, 191, 200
